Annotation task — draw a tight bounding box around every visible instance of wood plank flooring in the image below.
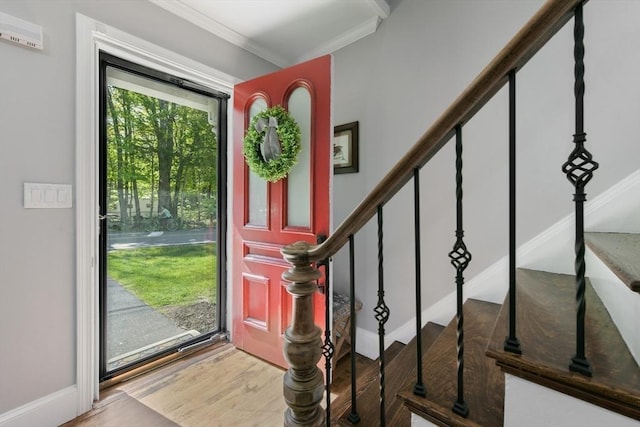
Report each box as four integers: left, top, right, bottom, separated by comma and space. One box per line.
62, 393, 180, 427
64, 342, 378, 427
63, 344, 288, 427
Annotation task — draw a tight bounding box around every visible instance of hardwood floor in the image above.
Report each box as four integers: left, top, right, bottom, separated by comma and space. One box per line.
64, 342, 375, 427
63, 343, 287, 427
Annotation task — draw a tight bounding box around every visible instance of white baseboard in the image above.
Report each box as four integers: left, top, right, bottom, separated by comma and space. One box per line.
354, 169, 639, 360
354, 257, 510, 360
519, 169, 640, 275
584, 169, 640, 234
0, 386, 78, 427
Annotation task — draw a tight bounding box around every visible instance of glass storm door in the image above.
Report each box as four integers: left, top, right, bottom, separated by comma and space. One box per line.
99, 53, 228, 380
232, 56, 332, 368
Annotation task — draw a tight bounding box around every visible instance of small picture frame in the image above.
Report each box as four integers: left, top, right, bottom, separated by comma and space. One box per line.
333, 121, 359, 174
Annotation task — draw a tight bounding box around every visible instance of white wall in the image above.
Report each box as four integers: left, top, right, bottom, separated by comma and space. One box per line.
0, 0, 276, 420
330, 0, 640, 334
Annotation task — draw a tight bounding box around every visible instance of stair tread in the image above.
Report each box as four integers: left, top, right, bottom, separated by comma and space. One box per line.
487, 268, 640, 421
398, 299, 504, 427
332, 322, 444, 426
330, 340, 406, 423
586, 232, 640, 292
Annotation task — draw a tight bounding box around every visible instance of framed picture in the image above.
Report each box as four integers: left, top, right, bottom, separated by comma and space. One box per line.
333, 121, 359, 174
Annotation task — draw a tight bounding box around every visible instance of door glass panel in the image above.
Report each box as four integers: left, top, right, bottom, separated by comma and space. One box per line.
247, 98, 268, 226
286, 87, 311, 228
104, 65, 219, 374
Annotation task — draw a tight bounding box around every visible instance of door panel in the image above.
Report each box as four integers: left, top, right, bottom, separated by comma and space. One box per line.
232, 56, 331, 368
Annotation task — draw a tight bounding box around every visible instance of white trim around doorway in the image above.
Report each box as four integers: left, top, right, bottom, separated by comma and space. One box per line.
75, 13, 237, 416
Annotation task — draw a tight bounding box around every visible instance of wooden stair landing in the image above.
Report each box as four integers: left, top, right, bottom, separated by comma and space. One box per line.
487, 268, 640, 421
398, 299, 504, 427
332, 322, 444, 426
586, 232, 640, 292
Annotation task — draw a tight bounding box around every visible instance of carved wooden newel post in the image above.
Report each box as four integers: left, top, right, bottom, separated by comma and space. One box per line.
281, 241, 325, 427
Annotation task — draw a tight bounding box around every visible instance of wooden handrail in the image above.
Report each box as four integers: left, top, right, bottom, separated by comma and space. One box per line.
308, 0, 584, 262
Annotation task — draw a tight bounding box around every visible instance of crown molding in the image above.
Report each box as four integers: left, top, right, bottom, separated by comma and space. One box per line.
149, 0, 390, 68
298, 15, 382, 64
148, 0, 291, 67
368, 0, 391, 19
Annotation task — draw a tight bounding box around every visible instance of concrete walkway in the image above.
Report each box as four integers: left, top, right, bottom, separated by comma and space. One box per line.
106, 278, 199, 370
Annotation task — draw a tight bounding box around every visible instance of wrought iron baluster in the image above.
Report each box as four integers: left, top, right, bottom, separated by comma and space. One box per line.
562, 2, 597, 377
346, 234, 361, 424
449, 125, 470, 418
413, 167, 426, 397
319, 257, 333, 427
504, 70, 522, 355
375, 205, 390, 426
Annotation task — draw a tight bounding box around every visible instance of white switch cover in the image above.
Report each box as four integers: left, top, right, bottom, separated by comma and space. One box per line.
24, 183, 72, 208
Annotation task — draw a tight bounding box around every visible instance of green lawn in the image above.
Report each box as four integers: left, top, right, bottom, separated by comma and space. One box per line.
108, 243, 216, 308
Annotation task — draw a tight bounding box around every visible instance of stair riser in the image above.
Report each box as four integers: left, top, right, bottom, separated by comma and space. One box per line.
504, 375, 639, 427
410, 413, 439, 426
586, 249, 640, 366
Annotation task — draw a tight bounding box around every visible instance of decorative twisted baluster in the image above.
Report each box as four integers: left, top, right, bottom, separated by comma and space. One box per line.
281, 241, 325, 427
318, 257, 333, 427
504, 70, 522, 355
562, 2, 597, 378
347, 234, 361, 424
449, 125, 470, 418
413, 167, 426, 397
375, 205, 390, 426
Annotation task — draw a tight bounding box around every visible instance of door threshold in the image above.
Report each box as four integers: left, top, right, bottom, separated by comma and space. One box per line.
100, 334, 230, 389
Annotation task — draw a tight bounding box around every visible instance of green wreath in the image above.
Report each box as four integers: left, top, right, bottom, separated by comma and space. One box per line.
242, 105, 302, 182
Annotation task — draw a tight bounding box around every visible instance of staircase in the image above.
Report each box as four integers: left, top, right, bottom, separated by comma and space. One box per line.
277, 1, 640, 426
330, 229, 640, 426
398, 300, 503, 427
331, 323, 444, 426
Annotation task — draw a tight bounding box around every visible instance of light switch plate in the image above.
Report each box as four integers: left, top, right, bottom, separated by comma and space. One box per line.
24, 183, 72, 208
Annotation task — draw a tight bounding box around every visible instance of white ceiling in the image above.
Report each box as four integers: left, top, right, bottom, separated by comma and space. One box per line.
149, 0, 391, 68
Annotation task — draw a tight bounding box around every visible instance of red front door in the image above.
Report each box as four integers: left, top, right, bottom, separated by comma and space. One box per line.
232, 56, 331, 368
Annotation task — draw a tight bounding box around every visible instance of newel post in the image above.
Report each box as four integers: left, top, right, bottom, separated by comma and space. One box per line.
281, 241, 325, 427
